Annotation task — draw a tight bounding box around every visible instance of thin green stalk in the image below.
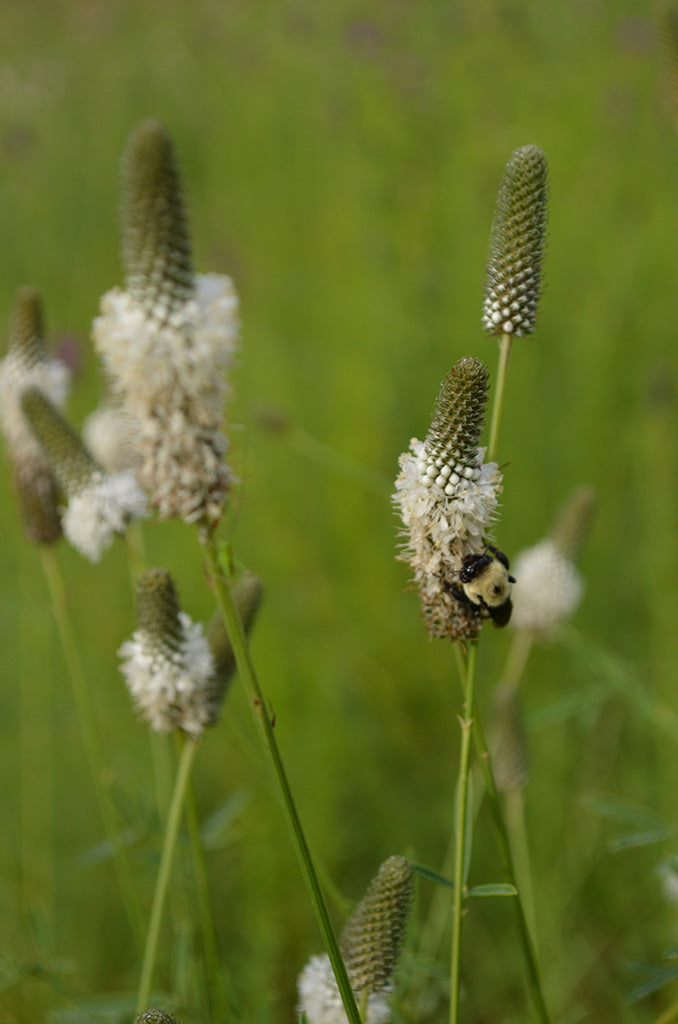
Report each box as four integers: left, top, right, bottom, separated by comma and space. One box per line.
450, 640, 478, 1024
505, 788, 538, 954
136, 733, 199, 1014
487, 332, 512, 462
40, 546, 143, 950
183, 769, 230, 1022
654, 1001, 678, 1024
199, 531, 362, 1024
470, 702, 551, 1024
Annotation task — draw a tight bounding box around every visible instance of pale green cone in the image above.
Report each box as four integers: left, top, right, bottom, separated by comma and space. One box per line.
121, 118, 194, 324
483, 145, 549, 338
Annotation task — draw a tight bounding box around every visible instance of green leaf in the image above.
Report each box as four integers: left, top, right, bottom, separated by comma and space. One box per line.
47, 993, 143, 1024
625, 961, 678, 1003
411, 863, 454, 890
467, 883, 518, 898
581, 794, 666, 830
609, 826, 676, 853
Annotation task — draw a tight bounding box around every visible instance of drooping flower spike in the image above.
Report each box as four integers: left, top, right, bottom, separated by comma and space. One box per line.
0, 287, 69, 543
393, 357, 503, 641
20, 387, 146, 562
93, 118, 239, 527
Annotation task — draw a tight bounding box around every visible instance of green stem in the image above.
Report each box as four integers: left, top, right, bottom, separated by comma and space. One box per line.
40, 546, 144, 950
183, 771, 230, 1022
487, 332, 512, 462
450, 641, 478, 1024
653, 1002, 678, 1024
471, 704, 551, 1023
199, 531, 362, 1024
136, 733, 199, 1014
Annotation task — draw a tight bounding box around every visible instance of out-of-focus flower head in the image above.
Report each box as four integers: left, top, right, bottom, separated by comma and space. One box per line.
0, 287, 70, 543
20, 387, 146, 561
92, 118, 239, 528
511, 485, 595, 636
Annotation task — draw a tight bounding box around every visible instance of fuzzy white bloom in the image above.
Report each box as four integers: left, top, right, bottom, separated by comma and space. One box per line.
119, 610, 217, 738
82, 404, 140, 474
92, 272, 239, 523
394, 439, 502, 639
297, 955, 391, 1024
0, 346, 69, 462
61, 470, 147, 562
510, 539, 583, 634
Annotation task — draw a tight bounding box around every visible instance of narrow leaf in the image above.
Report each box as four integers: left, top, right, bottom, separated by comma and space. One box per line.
467, 883, 518, 898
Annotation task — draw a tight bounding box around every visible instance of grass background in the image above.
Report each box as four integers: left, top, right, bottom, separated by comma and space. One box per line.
1, 1, 678, 1021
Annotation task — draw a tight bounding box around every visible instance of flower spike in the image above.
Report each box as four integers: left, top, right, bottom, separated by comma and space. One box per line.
483, 145, 549, 338
394, 357, 503, 640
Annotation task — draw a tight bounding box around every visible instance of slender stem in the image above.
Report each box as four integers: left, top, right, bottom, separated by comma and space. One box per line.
487, 332, 513, 462
471, 704, 551, 1023
40, 546, 144, 950
183, 771, 230, 1022
654, 1002, 678, 1024
199, 531, 362, 1024
450, 641, 479, 1024
136, 733, 199, 1014
505, 788, 538, 954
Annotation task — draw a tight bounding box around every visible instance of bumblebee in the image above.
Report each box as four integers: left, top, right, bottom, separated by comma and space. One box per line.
447, 545, 515, 628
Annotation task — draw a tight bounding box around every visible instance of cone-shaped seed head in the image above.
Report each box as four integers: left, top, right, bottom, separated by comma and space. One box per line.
340, 855, 414, 996
12, 459, 62, 544
136, 568, 184, 655
549, 485, 596, 561
134, 1012, 181, 1024
425, 357, 489, 470
492, 683, 529, 793
21, 387, 98, 497
7, 286, 46, 364
121, 118, 194, 323
483, 144, 548, 337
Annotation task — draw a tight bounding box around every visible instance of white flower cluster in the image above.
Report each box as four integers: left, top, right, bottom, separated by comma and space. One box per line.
394, 438, 502, 639
297, 955, 391, 1024
62, 470, 147, 563
0, 345, 69, 462
510, 539, 583, 634
118, 610, 217, 738
92, 272, 239, 524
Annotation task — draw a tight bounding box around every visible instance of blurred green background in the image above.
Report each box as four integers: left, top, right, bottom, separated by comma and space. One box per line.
1, 1, 678, 1021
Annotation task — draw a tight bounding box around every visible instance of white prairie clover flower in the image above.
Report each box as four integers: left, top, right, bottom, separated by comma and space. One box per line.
20, 387, 146, 562
511, 486, 595, 635
394, 357, 503, 640
119, 568, 218, 738
0, 287, 69, 543
298, 856, 413, 1024
482, 145, 548, 338
92, 119, 239, 527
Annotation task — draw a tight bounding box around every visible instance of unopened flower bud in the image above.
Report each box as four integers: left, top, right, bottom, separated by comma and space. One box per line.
483, 145, 548, 338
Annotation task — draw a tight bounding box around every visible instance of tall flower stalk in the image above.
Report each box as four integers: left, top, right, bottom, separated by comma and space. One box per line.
394, 143, 551, 1024
98, 119, 361, 1023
